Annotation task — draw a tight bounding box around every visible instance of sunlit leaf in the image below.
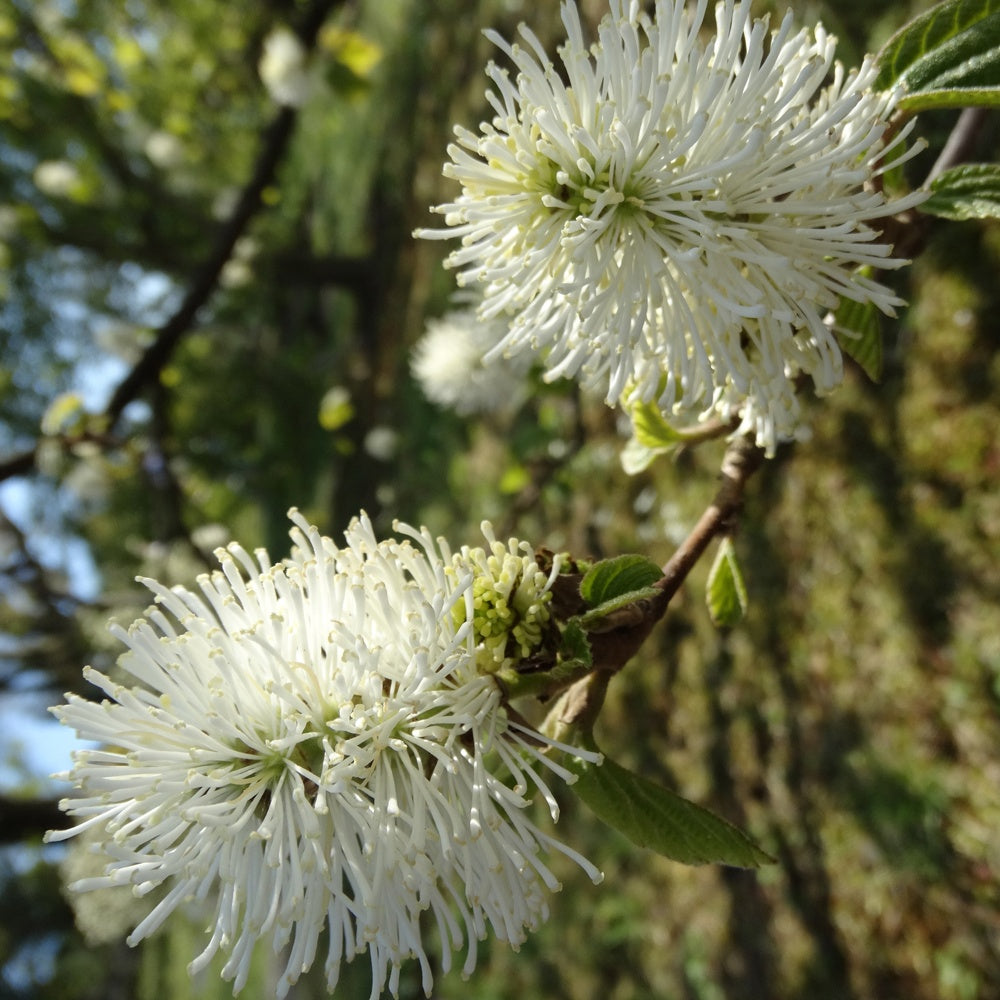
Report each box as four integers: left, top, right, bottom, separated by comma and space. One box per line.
320, 26, 383, 78
706, 537, 748, 628
631, 400, 683, 450
834, 294, 883, 382
499, 463, 530, 494
568, 743, 774, 867
580, 554, 663, 607
40, 392, 85, 436
620, 435, 659, 475
876, 0, 1000, 111
318, 387, 354, 431
924, 162, 1000, 218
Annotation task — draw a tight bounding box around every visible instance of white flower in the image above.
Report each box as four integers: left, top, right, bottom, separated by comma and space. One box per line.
259, 27, 311, 107
418, 0, 924, 454
448, 526, 557, 672
363, 425, 399, 461
33, 159, 81, 198
143, 130, 186, 169
48, 510, 600, 999
411, 308, 531, 416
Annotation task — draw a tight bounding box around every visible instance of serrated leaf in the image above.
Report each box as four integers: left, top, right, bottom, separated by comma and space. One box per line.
876, 0, 1000, 111
924, 162, 1000, 218
706, 537, 748, 628
580, 554, 663, 607
833, 295, 883, 382
568, 745, 774, 868
577, 585, 663, 631
631, 401, 683, 450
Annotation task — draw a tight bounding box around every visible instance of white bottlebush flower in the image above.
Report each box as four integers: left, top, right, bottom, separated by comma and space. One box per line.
259, 27, 311, 107
48, 511, 599, 1000
412, 308, 531, 416
418, 0, 924, 453
448, 527, 557, 672
33, 159, 81, 198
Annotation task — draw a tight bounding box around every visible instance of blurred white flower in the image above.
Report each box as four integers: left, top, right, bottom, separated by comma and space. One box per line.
61, 827, 152, 946
190, 522, 230, 554
259, 27, 311, 107
49, 510, 599, 999
33, 160, 81, 198
419, 0, 924, 454
363, 425, 398, 461
143, 130, 185, 169
63, 454, 110, 507
412, 308, 531, 416
219, 257, 254, 288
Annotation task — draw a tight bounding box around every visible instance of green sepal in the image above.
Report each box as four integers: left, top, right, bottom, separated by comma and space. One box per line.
834, 293, 883, 383
567, 740, 774, 868
705, 537, 749, 628
924, 163, 1000, 219
631, 401, 684, 450
559, 619, 593, 668
875, 0, 1000, 112
580, 554, 663, 607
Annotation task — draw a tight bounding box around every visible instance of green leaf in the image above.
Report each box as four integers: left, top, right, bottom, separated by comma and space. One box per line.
40, 391, 86, 436
620, 435, 660, 475
559, 619, 592, 668
577, 585, 663, 631
580, 554, 663, 607
924, 162, 1000, 218
567, 744, 774, 868
896, 86, 1000, 110
875, 0, 1000, 111
705, 537, 748, 628
318, 386, 354, 431
834, 294, 883, 382
631, 401, 684, 450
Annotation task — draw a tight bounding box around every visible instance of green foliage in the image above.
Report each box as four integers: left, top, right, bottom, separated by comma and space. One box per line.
4, 0, 1000, 998
567, 743, 774, 868
705, 537, 748, 628
876, 0, 1000, 109
559, 618, 593, 667
631, 400, 684, 450
834, 293, 883, 381
924, 161, 1000, 217
580, 554, 663, 606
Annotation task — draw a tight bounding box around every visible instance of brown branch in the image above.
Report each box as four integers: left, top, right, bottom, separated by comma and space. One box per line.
0, 446, 38, 482
655, 433, 764, 605
925, 107, 989, 186
1, 0, 346, 480
0, 795, 65, 844
551, 434, 765, 732
103, 0, 343, 426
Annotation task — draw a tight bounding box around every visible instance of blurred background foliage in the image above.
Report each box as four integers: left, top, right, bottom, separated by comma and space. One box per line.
1, 0, 998, 997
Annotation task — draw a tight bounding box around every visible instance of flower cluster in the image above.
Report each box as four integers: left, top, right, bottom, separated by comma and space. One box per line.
447, 525, 558, 671
48, 511, 600, 999
419, 0, 924, 453
411, 307, 531, 416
